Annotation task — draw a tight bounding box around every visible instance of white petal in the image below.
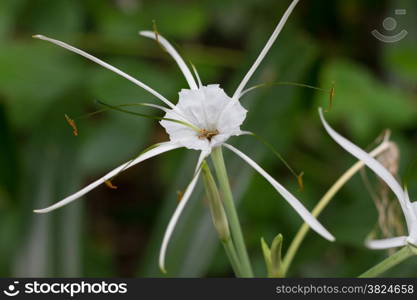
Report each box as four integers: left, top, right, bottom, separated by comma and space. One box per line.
34, 142, 181, 213
160, 85, 247, 151
403, 189, 417, 236
139, 31, 198, 90
319, 109, 409, 218
33, 34, 176, 109
159, 151, 208, 272
191, 64, 203, 88
232, 0, 300, 99
366, 236, 408, 249
412, 202, 417, 219
224, 143, 335, 241
407, 234, 417, 247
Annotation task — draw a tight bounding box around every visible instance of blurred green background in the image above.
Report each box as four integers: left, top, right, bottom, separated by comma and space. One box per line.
0, 0, 416, 277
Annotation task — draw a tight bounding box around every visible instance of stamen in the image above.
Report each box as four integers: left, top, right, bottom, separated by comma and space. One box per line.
297, 172, 304, 192
97, 100, 200, 132
77, 101, 194, 129
64, 114, 78, 136
240, 80, 336, 116
152, 20, 164, 52
329, 86, 335, 109
244, 131, 304, 190
198, 129, 219, 141
240, 81, 329, 98
105, 180, 118, 189
176, 190, 183, 203
325, 82, 335, 112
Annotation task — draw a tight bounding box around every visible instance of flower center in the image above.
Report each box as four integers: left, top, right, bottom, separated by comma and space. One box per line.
160, 85, 247, 151
198, 128, 219, 141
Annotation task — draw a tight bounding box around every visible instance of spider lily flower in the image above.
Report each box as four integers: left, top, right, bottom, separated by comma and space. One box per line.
319, 108, 417, 249
33, 0, 334, 272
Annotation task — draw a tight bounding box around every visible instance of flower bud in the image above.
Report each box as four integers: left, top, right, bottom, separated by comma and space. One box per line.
201, 162, 230, 242
261, 234, 284, 278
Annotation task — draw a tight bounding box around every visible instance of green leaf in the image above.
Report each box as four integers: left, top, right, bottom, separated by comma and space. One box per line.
261, 234, 284, 278
260, 237, 272, 276
270, 234, 284, 278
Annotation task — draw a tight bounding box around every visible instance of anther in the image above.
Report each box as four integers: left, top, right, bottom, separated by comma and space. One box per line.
198, 129, 219, 141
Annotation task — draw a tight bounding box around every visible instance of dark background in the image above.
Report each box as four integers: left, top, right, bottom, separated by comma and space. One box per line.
0, 0, 416, 277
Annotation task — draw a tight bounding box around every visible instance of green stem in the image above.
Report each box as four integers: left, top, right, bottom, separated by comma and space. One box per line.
281, 140, 391, 276
359, 246, 417, 277
202, 161, 242, 276
211, 146, 254, 277
222, 238, 243, 277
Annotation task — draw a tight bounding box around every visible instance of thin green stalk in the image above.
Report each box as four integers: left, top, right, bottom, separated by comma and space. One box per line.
222, 238, 243, 277
281, 140, 391, 276
359, 245, 417, 277
211, 146, 254, 277
201, 161, 242, 276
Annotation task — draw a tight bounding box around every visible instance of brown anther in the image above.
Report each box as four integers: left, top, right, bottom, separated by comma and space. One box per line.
297, 172, 305, 191
65, 114, 78, 136
177, 190, 183, 203
329, 87, 335, 109
198, 129, 219, 141
105, 180, 118, 189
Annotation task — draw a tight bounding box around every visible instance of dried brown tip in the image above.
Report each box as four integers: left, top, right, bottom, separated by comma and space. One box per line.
176, 190, 183, 203
64, 114, 78, 136
152, 20, 159, 41
297, 172, 305, 191
151, 20, 167, 54
324, 85, 335, 113
105, 180, 118, 189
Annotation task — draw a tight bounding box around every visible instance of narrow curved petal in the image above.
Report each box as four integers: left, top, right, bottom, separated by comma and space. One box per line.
232, 0, 300, 99
319, 108, 409, 221
366, 236, 408, 249
33, 34, 176, 109
224, 143, 335, 241
235, 130, 253, 136
190, 63, 203, 88
403, 188, 417, 233
159, 151, 208, 273
34, 142, 181, 213
139, 31, 198, 90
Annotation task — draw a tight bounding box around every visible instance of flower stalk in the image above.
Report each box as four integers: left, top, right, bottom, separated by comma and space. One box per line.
211, 146, 254, 277
201, 161, 231, 242
359, 245, 417, 277
222, 237, 243, 277
282, 137, 391, 276
201, 161, 243, 276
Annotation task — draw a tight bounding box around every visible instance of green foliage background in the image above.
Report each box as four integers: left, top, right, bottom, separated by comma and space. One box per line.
0, 0, 416, 277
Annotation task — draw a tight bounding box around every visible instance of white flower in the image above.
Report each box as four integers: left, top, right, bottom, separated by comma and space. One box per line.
319, 108, 417, 249
161, 84, 247, 151
33, 0, 334, 272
